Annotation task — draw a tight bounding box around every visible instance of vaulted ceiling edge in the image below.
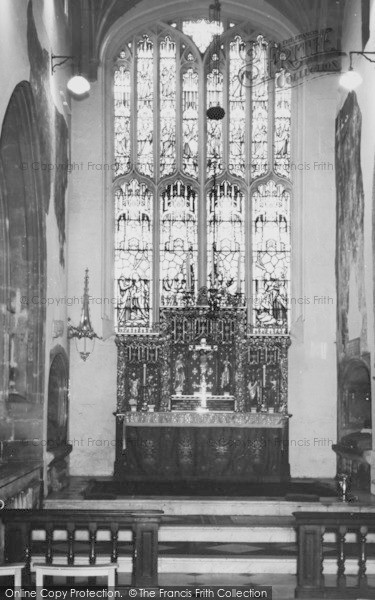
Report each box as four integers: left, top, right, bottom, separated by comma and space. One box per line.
70, 0, 345, 81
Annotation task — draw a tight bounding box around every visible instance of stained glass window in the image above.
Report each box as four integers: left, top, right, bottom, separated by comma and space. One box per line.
160, 181, 198, 306
113, 20, 292, 334
229, 36, 246, 178
252, 181, 290, 334
251, 36, 269, 178
274, 76, 292, 178
160, 36, 177, 177
115, 180, 153, 332
137, 35, 154, 177
182, 68, 199, 178
208, 181, 244, 294
114, 50, 131, 177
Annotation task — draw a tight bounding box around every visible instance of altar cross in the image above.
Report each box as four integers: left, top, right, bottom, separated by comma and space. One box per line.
189, 337, 218, 411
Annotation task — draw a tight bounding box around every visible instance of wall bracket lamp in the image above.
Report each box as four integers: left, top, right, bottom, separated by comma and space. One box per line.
68, 269, 101, 361
339, 51, 375, 90
51, 53, 91, 95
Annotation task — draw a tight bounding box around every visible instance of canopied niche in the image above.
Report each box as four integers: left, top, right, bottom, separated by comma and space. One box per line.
333, 357, 372, 490
0, 81, 46, 411
46, 347, 71, 493
47, 348, 69, 450
340, 358, 371, 435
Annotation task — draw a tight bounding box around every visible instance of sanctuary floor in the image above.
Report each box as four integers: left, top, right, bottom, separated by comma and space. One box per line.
46, 475, 375, 504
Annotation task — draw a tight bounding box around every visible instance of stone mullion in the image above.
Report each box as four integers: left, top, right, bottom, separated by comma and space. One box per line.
153, 36, 160, 325
246, 46, 253, 327
198, 58, 207, 289
131, 34, 138, 173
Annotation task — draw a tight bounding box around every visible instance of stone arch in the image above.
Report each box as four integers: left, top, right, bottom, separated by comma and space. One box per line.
339, 357, 371, 435
0, 81, 46, 410
101, 0, 299, 63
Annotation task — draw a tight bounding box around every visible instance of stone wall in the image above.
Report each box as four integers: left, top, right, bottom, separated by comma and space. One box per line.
0, 0, 71, 499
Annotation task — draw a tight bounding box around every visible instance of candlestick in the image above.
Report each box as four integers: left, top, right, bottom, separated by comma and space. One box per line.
262, 364, 266, 387
143, 363, 147, 385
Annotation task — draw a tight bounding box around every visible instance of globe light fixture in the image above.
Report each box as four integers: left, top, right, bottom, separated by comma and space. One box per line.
339, 51, 375, 91
339, 68, 363, 91
67, 75, 91, 95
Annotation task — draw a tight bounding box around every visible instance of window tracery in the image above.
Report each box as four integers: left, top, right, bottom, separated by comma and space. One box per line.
113, 20, 292, 335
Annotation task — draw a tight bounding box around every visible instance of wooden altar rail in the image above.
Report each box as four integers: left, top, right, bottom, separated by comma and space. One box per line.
294, 511, 375, 599
1, 509, 163, 588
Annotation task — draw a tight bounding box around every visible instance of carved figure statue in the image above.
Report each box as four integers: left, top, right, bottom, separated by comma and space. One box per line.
196, 286, 209, 306
129, 372, 140, 399
269, 378, 278, 406
220, 358, 231, 391
146, 374, 158, 404
248, 379, 258, 401
174, 353, 185, 394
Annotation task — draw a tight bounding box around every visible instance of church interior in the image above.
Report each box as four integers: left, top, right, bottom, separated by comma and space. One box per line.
2, 0, 375, 597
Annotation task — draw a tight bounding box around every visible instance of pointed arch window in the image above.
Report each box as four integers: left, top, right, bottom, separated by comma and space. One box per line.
113, 20, 292, 335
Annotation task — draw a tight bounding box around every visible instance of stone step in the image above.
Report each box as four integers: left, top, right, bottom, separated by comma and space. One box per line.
46, 497, 356, 515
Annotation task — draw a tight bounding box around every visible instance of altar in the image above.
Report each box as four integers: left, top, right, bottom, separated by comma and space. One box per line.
114, 411, 290, 482
114, 302, 291, 484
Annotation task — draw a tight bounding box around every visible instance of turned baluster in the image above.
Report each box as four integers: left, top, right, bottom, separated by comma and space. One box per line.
358, 525, 368, 588
67, 522, 75, 565
65, 523, 75, 586
24, 524, 32, 586
337, 525, 347, 588
87, 522, 98, 586
45, 522, 54, 565
111, 523, 119, 563
88, 523, 97, 565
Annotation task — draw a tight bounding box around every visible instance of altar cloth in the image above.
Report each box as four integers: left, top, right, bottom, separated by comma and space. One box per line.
114, 412, 291, 482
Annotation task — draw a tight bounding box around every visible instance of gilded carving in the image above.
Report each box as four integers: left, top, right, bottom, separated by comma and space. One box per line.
116, 309, 290, 414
